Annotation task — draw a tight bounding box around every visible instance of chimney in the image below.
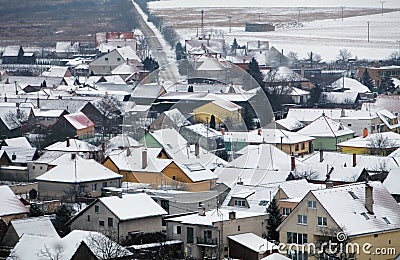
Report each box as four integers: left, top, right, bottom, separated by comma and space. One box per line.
365, 183, 374, 214
11, 153, 16, 160
363, 128, 368, 138
66, 137, 70, 147
291, 156, 296, 171
142, 149, 147, 169
319, 150, 324, 162
228, 211, 236, 220
101, 142, 105, 152
195, 143, 200, 157
326, 181, 333, 188
352, 153, 357, 167
221, 128, 225, 135
300, 65, 305, 78
258, 128, 262, 136
71, 153, 76, 160
4, 94, 7, 102
341, 109, 345, 117
126, 58, 129, 64
198, 204, 206, 216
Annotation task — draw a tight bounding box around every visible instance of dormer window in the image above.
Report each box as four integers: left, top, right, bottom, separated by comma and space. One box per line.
349, 191, 359, 199
382, 217, 391, 224
234, 199, 246, 207
361, 212, 370, 220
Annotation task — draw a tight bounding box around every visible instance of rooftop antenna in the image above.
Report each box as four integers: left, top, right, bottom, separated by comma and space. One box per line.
201, 10, 204, 38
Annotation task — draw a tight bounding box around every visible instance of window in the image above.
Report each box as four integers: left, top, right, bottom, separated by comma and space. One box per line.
204, 230, 212, 238
102, 182, 107, 188
174, 225, 182, 234
95, 205, 99, 213
234, 199, 246, 207
187, 227, 194, 243
349, 191, 359, 199
108, 217, 113, 227
117, 57, 121, 62
298, 215, 307, 225
105, 57, 108, 61
282, 208, 291, 216
308, 200, 316, 209
295, 144, 299, 151
172, 176, 176, 180
317, 216, 327, 226
32, 166, 35, 170
361, 212, 370, 220
287, 232, 307, 244
99, 220, 104, 226
301, 143, 305, 150
161, 200, 169, 212
92, 183, 97, 191
238, 225, 240, 231
87, 215, 90, 222
382, 217, 391, 224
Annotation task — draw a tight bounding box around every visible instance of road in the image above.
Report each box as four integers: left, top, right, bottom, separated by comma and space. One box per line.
130, 0, 181, 83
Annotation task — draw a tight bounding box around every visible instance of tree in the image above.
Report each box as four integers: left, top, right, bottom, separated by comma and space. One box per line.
380, 77, 395, 94
86, 231, 131, 259
306, 51, 321, 68
230, 38, 239, 54
175, 42, 185, 60
368, 134, 396, 156
209, 115, 216, 129
267, 198, 283, 241
247, 57, 264, 88
95, 95, 122, 137
37, 244, 64, 260
241, 106, 254, 130
29, 203, 44, 217
54, 204, 76, 236
308, 84, 322, 105
337, 49, 352, 63
361, 68, 375, 91
143, 56, 159, 72
287, 51, 299, 61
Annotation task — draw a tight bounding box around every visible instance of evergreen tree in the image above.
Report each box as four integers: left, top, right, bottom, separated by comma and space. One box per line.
209, 115, 216, 130
42, 80, 47, 88
380, 77, 395, 94
29, 203, 44, 217
247, 57, 264, 88
230, 38, 239, 54
55, 204, 76, 236
143, 56, 159, 72
361, 68, 375, 91
267, 198, 283, 241
175, 42, 185, 60
241, 106, 254, 130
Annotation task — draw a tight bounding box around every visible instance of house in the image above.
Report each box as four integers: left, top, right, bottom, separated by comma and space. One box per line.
228, 233, 278, 260
51, 112, 95, 140
262, 66, 309, 88
275, 117, 304, 131
68, 193, 167, 243
165, 208, 268, 259
319, 91, 360, 108
2, 216, 58, 247
130, 83, 166, 105
180, 124, 223, 152
89, 46, 142, 75
102, 134, 141, 157
33, 109, 69, 129
55, 41, 80, 58
2, 46, 23, 64
191, 55, 231, 83
150, 108, 189, 131
297, 114, 354, 151
0, 103, 34, 138
185, 39, 226, 58
0, 186, 29, 227
41, 66, 72, 78
337, 131, 400, 155
376, 109, 400, 133
36, 154, 122, 202
328, 76, 371, 94
102, 148, 217, 192
193, 95, 242, 125
357, 65, 400, 87
8, 230, 132, 260
277, 182, 400, 260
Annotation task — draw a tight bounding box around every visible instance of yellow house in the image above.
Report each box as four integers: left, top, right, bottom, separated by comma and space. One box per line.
337, 131, 400, 155
193, 96, 242, 125
277, 182, 400, 260
102, 148, 217, 192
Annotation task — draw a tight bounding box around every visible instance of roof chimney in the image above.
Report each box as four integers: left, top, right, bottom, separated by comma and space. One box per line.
195, 143, 200, 157
320, 150, 324, 162
142, 149, 147, 169
363, 128, 368, 138
229, 211, 236, 220
352, 153, 357, 167
365, 183, 374, 214
71, 153, 76, 160
126, 58, 129, 64
326, 181, 333, 189
198, 204, 206, 216
66, 137, 70, 147
291, 156, 295, 171
258, 128, 262, 136
341, 109, 345, 117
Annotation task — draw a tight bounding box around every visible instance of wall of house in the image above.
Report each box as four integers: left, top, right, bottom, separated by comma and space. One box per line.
1, 225, 20, 247
337, 117, 380, 137
194, 103, 241, 125
89, 51, 124, 75
339, 146, 369, 155
275, 141, 312, 156
228, 239, 260, 260
312, 134, 354, 151
76, 126, 95, 139
0, 213, 27, 225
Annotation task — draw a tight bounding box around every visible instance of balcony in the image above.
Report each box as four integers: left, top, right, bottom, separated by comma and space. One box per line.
196, 237, 218, 247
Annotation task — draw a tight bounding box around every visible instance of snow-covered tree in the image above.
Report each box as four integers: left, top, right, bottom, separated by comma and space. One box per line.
267, 198, 283, 241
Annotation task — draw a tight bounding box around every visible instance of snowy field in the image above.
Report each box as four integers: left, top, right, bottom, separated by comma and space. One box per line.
149, 0, 400, 62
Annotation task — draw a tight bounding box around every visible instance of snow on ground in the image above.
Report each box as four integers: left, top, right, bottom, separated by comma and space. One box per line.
149, 0, 400, 8
149, 1, 400, 62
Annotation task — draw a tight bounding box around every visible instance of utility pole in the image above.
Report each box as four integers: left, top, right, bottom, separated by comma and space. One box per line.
201, 9, 204, 38
367, 21, 370, 42
380, 1, 385, 15
298, 8, 301, 24
397, 40, 400, 59
228, 16, 232, 33
340, 6, 345, 21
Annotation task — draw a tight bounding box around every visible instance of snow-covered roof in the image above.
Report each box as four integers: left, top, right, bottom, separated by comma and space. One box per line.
261, 253, 291, 260
209, 95, 242, 112
10, 216, 58, 238
297, 114, 354, 137
262, 66, 308, 83
254, 128, 314, 145
41, 66, 70, 78
8, 230, 131, 260
228, 233, 277, 253
320, 91, 359, 104
111, 62, 142, 75
176, 162, 217, 182
116, 46, 141, 61
163, 108, 190, 127
0, 186, 28, 217
45, 139, 99, 152
36, 154, 121, 183
329, 77, 370, 93
275, 117, 305, 131
40, 99, 88, 113
376, 109, 400, 130
103, 134, 141, 155
2, 46, 21, 57
0, 105, 32, 130
337, 132, 400, 149
166, 208, 267, 226
311, 182, 400, 236
63, 112, 95, 130
2, 147, 36, 164
33, 109, 66, 118
383, 168, 400, 195
184, 124, 222, 139
3, 137, 32, 148
215, 168, 290, 187
55, 41, 79, 53
131, 84, 166, 99
196, 57, 229, 71
99, 193, 167, 221
228, 144, 307, 170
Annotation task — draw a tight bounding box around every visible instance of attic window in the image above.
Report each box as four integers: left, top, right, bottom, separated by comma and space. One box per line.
382, 217, 391, 224
166, 144, 173, 149
349, 191, 359, 199
184, 163, 205, 172
259, 200, 268, 206
361, 212, 370, 220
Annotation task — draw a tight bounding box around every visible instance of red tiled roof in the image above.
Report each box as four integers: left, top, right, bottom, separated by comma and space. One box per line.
64, 112, 94, 130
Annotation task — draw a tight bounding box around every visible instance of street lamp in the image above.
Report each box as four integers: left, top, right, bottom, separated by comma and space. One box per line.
340, 6, 345, 21
227, 16, 232, 33
380, 1, 385, 15
367, 21, 370, 42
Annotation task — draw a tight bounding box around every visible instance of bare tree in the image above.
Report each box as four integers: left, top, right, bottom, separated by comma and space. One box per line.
94, 95, 122, 138
292, 168, 319, 181
337, 49, 352, 63
37, 244, 64, 260
368, 134, 396, 156
287, 51, 299, 61
86, 231, 131, 260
